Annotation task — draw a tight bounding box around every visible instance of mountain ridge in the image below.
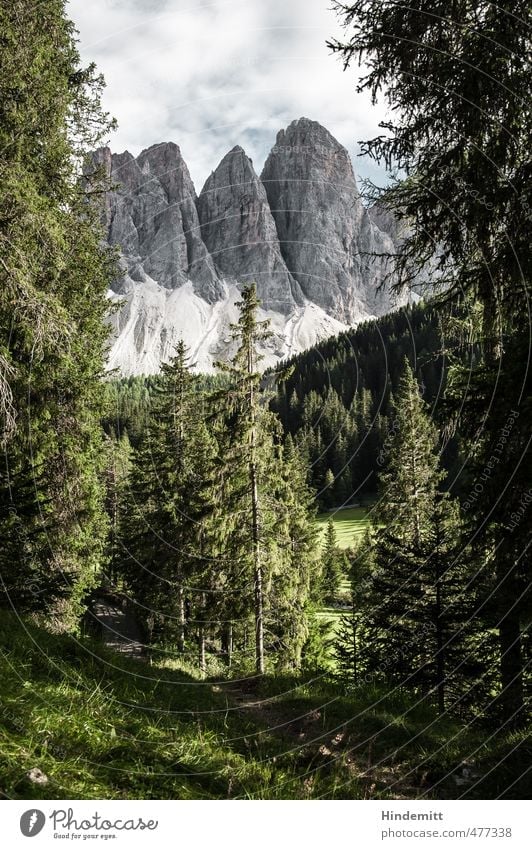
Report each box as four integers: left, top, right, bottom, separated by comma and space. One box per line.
97, 118, 406, 375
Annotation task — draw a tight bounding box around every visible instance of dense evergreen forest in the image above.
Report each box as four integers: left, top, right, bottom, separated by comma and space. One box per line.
270, 301, 461, 506
105, 302, 461, 508
0, 0, 529, 801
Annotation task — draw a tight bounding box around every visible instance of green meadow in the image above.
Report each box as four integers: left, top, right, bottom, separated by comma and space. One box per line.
315, 506, 370, 550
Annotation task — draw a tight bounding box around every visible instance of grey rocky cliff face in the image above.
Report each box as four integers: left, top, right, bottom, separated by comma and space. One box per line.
368, 202, 401, 243
102, 142, 222, 302
261, 117, 399, 323
197, 146, 304, 314
96, 118, 408, 375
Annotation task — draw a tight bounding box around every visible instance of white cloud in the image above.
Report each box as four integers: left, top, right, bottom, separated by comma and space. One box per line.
67, 0, 389, 191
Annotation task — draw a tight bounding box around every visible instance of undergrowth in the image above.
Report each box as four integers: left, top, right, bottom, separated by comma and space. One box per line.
0, 613, 528, 800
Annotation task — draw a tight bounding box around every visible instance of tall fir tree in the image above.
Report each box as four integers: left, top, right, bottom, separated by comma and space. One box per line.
213, 285, 272, 672
331, 0, 531, 725
214, 285, 318, 672
335, 530, 373, 687
337, 362, 476, 712
266, 431, 320, 667
0, 0, 116, 624
320, 519, 344, 601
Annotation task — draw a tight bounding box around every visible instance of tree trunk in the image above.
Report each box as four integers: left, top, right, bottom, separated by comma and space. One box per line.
199, 627, 206, 678
198, 596, 206, 679
221, 622, 233, 667
482, 291, 524, 725
248, 333, 265, 674
352, 621, 357, 685
435, 576, 445, 715
496, 564, 524, 726
498, 613, 523, 724
177, 585, 185, 653
198, 530, 206, 678
251, 456, 264, 674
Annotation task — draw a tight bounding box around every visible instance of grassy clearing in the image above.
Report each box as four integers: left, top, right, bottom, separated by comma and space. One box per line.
314, 507, 370, 660
315, 506, 370, 550
0, 612, 528, 800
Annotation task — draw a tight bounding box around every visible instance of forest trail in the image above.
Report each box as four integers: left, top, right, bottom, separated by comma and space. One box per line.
85, 600, 468, 799
88, 594, 145, 659
218, 680, 425, 798
88, 599, 332, 749
218, 681, 325, 742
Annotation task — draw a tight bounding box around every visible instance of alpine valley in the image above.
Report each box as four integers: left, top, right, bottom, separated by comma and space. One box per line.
95, 118, 408, 374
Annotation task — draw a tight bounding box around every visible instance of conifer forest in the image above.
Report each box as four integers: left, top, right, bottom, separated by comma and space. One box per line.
0, 0, 530, 803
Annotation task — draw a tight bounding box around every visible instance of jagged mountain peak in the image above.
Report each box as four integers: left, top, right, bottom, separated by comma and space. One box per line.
101, 119, 406, 375
227, 143, 247, 154
260, 118, 403, 323
102, 141, 221, 301
272, 117, 353, 172
200, 144, 257, 193
278, 115, 344, 144
136, 141, 186, 174
112, 148, 136, 163
197, 143, 303, 314
263, 116, 358, 195
139, 139, 182, 155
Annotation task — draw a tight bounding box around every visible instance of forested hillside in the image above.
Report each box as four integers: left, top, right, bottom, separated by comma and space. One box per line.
104, 301, 460, 508
270, 301, 462, 506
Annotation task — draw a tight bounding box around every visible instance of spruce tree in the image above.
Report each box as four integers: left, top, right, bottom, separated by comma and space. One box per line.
0, 0, 116, 623
267, 432, 319, 667
337, 362, 469, 711
214, 285, 318, 672
122, 342, 215, 649
321, 519, 343, 602
213, 285, 272, 672
335, 531, 372, 687
330, 0, 531, 724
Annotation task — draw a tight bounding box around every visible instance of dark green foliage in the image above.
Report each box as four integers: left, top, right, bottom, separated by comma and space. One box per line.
331, 0, 531, 725
446, 346, 531, 723
0, 0, 116, 622
270, 302, 459, 507
337, 363, 483, 713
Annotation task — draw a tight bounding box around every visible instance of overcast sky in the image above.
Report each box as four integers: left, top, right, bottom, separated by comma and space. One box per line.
67, 0, 389, 192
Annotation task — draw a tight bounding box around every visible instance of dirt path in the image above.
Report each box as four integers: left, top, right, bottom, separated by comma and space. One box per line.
86, 609, 436, 797
88, 595, 145, 658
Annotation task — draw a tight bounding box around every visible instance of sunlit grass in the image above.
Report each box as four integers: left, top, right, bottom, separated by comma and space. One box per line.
315, 506, 369, 550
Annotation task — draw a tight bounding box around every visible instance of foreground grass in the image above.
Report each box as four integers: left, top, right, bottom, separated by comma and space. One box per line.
0, 612, 529, 800
316, 506, 369, 550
